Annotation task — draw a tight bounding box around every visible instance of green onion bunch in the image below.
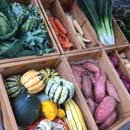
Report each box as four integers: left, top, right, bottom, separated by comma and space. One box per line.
77, 0, 115, 45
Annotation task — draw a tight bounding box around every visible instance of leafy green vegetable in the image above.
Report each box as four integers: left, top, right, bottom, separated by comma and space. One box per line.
77, 0, 115, 45
0, 0, 18, 40
0, 0, 54, 59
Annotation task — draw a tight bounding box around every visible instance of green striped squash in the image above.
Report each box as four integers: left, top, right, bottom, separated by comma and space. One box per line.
40, 68, 60, 82
5, 75, 24, 98
45, 77, 75, 104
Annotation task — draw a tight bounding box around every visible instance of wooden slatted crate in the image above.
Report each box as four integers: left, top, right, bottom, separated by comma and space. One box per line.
37, 0, 86, 54
63, 50, 130, 130
59, 0, 129, 48
0, 56, 89, 130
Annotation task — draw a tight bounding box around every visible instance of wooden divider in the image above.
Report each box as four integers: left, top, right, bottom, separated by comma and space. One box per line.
0, 55, 91, 130
37, 0, 85, 54
63, 50, 130, 130
64, 1, 129, 48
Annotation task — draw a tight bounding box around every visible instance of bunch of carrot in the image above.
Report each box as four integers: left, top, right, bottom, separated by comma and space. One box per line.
49, 17, 73, 50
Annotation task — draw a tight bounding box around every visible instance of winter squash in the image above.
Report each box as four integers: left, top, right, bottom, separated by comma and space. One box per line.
21, 70, 46, 94
41, 100, 66, 120
11, 90, 41, 126
41, 100, 58, 120
5, 75, 24, 98
40, 68, 60, 82
45, 77, 75, 104
57, 108, 66, 119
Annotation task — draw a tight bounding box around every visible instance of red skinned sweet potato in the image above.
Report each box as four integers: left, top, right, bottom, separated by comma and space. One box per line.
71, 64, 86, 73
81, 74, 93, 99
91, 77, 97, 85
87, 98, 96, 115
95, 96, 117, 124
94, 70, 107, 103
106, 80, 120, 102
99, 111, 117, 130
83, 62, 100, 79
72, 69, 82, 88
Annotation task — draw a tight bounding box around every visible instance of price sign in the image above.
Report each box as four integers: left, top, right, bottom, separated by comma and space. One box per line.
118, 121, 130, 130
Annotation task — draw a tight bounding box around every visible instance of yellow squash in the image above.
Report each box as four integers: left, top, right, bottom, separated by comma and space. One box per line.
64, 99, 87, 130
41, 100, 66, 120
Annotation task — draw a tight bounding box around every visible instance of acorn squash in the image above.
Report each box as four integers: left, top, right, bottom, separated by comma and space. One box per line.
40, 68, 60, 82
5, 75, 24, 98
11, 91, 41, 126
45, 77, 75, 104
21, 70, 46, 94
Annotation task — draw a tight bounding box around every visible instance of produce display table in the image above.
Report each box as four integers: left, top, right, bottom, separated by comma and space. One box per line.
0, 0, 130, 130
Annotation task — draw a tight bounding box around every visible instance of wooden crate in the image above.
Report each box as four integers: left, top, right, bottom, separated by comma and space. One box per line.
63, 50, 130, 130
37, 0, 85, 54
0, 56, 90, 130
65, 1, 129, 48
0, 0, 59, 65
105, 47, 130, 95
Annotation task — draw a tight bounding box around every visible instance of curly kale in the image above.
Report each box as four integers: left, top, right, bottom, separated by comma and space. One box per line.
0, 1, 54, 59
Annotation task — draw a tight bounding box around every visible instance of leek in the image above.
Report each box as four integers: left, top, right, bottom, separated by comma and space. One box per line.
77, 0, 115, 45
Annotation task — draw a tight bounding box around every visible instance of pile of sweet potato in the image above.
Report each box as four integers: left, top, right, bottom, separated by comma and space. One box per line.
70, 59, 120, 130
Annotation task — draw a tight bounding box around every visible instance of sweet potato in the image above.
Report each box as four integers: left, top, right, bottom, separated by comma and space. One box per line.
81, 74, 93, 99
87, 98, 96, 115
91, 77, 97, 85
106, 80, 120, 102
71, 64, 85, 73
94, 70, 107, 103
71, 68, 82, 88
99, 111, 117, 130
94, 96, 117, 124
83, 62, 100, 79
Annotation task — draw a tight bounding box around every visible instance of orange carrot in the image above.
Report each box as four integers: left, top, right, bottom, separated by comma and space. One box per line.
59, 37, 73, 49
54, 19, 67, 35
49, 17, 59, 36
49, 16, 72, 50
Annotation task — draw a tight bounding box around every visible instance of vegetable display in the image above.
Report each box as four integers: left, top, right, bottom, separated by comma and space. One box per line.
4, 68, 87, 129
49, 16, 73, 50
110, 55, 130, 93
0, 0, 54, 59
77, 0, 115, 45
66, 13, 91, 48
70, 59, 120, 129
